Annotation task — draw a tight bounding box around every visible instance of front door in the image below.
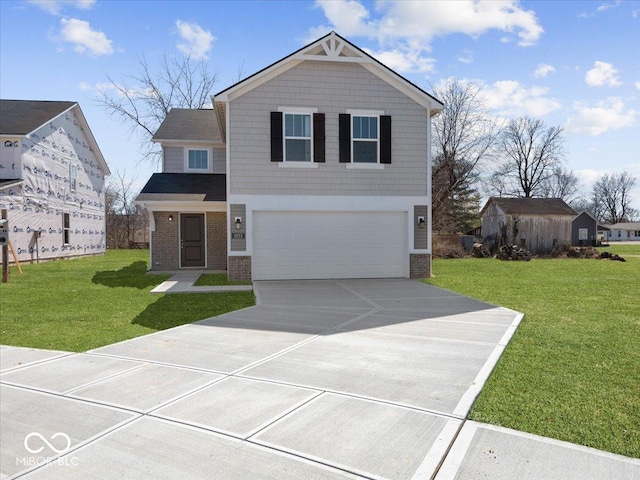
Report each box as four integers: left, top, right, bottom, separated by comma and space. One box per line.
180, 214, 205, 267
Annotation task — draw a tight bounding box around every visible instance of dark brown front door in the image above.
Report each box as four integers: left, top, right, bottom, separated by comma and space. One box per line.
180, 214, 205, 267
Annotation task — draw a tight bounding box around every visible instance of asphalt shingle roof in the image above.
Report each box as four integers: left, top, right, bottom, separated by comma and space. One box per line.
484, 197, 577, 216
0, 100, 76, 135
152, 108, 222, 143
138, 173, 226, 201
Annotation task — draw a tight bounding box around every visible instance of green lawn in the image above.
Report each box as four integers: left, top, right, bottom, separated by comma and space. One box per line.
598, 243, 640, 256
0, 250, 255, 352
194, 273, 252, 286
426, 256, 640, 458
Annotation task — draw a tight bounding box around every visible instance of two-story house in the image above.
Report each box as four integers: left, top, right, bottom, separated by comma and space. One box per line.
0, 100, 109, 263
136, 32, 443, 280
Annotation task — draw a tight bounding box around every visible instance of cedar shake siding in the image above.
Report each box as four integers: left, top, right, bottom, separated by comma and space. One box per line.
228, 61, 428, 196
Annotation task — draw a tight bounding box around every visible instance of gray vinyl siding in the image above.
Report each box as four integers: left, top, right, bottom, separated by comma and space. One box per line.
228, 61, 428, 196
414, 205, 428, 249
163, 145, 226, 173
212, 147, 226, 174
230, 204, 246, 251
163, 146, 183, 173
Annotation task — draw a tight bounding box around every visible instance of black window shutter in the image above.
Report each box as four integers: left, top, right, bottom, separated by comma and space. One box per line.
313, 113, 325, 163
270, 112, 283, 162
380, 115, 392, 164
339, 114, 351, 163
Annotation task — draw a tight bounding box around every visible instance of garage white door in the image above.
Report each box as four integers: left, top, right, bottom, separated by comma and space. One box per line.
252, 211, 407, 280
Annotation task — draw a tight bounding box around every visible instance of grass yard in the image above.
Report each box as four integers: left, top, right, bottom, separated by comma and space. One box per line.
426, 256, 640, 458
0, 250, 255, 352
598, 243, 640, 256
194, 273, 252, 286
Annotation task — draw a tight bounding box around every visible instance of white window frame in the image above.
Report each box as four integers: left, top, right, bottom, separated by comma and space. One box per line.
278, 107, 316, 163
69, 164, 77, 191
578, 228, 588, 241
184, 147, 212, 172
62, 212, 70, 245
348, 109, 383, 165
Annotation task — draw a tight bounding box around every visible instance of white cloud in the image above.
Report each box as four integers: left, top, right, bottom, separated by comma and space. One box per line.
27, 0, 94, 15
457, 49, 474, 64
566, 97, 636, 135
364, 46, 436, 74
59, 18, 113, 56
534, 63, 555, 78
176, 20, 215, 60
478, 80, 561, 117
78, 81, 91, 91
310, 0, 543, 73
635, 81, 640, 91
585, 61, 621, 87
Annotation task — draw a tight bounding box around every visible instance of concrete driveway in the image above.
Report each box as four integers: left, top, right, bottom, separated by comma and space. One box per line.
2, 279, 637, 479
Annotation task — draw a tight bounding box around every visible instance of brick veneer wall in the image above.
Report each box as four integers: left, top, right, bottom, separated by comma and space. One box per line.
228, 256, 251, 281
410, 253, 431, 279
206, 212, 227, 270
151, 211, 179, 270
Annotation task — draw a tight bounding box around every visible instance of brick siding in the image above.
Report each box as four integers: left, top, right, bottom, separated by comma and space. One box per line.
228, 256, 251, 281
410, 253, 431, 279
206, 212, 227, 270
151, 211, 179, 270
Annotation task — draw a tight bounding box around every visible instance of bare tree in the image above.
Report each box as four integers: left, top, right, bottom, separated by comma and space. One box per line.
105, 170, 148, 248
539, 166, 581, 203
592, 172, 637, 223
96, 53, 218, 165
489, 116, 564, 198
430, 78, 498, 232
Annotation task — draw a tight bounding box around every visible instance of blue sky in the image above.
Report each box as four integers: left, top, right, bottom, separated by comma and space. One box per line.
1, 0, 639, 208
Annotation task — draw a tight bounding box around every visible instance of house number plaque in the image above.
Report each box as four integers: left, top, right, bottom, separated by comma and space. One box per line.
232, 233, 244, 239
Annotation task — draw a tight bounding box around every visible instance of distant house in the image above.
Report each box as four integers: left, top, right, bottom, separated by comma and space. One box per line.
0, 100, 109, 263
572, 211, 598, 246
480, 197, 577, 252
605, 222, 640, 242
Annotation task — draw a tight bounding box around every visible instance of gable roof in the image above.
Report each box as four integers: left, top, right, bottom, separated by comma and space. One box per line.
608, 222, 640, 230
152, 108, 222, 143
0, 100, 76, 136
0, 99, 110, 176
213, 31, 444, 140
481, 197, 577, 216
136, 173, 226, 202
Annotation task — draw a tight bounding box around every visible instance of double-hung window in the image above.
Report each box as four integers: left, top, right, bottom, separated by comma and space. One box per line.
284, 113, 312, 162
352, 116, 378, 163
188, 149, 208, 170
339, 112, 391, 165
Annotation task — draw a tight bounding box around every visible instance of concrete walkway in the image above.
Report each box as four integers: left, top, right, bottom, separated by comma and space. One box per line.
1, 279, 638, 479
149, 272, 252, 293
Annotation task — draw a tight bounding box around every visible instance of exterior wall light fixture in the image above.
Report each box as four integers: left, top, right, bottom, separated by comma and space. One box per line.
417, 216, 426, 228
168, 214, 173, 222
235, 217, 242, 230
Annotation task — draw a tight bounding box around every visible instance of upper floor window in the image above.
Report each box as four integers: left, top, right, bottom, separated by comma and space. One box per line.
69, 164, 77, 191
340, 112, 391, 165
352, 116, 378, 163
188, 149, 208, 170
271, 110, 325, 164
284, 113, 311, 162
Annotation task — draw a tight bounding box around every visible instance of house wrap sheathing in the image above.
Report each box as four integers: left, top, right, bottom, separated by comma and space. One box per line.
0, 100, 109, 263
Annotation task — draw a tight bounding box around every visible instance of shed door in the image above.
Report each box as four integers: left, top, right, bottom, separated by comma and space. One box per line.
180, 214, 205, 267
252, 211, 407, 280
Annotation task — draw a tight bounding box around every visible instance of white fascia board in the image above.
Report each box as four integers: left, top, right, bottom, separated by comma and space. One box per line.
69, 104, 111, 176
137, 200, 226, 213
215, 59, 304, 102
361, 64, 443, 112
228, 194, 428, 210
156, 139, 224, 147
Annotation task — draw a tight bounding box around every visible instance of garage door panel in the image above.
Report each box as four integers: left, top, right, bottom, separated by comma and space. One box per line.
253, 212, 407, 280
